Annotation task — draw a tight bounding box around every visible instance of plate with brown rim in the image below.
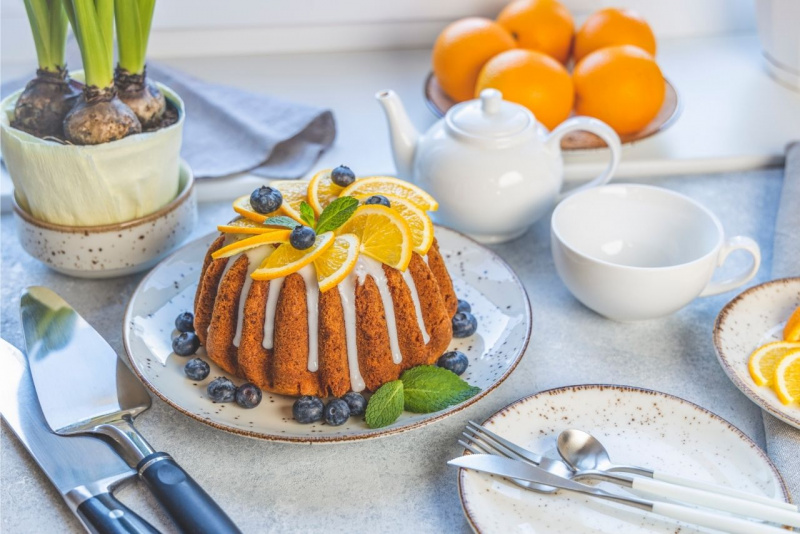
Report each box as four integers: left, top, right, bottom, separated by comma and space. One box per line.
123, 225, 531, 443
424, 72, 681, 150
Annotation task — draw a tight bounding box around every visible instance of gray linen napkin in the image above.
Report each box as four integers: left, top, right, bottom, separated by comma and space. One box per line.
764, 141, 800, 501
1, 60, 336, 180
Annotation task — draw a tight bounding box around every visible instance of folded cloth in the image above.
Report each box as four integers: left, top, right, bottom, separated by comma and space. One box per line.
764, 141, 800, 501
2, 60, 336, 180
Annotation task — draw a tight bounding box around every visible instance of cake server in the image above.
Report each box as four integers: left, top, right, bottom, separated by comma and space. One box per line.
20, 286, 241, 534
449, 454, 788, 534
0, 339, 159, 534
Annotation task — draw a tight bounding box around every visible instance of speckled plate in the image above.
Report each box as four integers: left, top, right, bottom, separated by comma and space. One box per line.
458, 385, 790, 533
713, 277, 800, 430
123, 225, 531, 443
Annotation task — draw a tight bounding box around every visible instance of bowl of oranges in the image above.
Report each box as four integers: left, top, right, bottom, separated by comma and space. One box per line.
427, 1, 680, 150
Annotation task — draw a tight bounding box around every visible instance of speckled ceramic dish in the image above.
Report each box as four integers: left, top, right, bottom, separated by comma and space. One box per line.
458, 385, 790, 533
713, 277, 800, 430
123, 225, 531, 443
13, 159, 196, 279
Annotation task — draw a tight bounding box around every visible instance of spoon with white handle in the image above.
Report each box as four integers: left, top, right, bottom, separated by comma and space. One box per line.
557, 429, 797, 512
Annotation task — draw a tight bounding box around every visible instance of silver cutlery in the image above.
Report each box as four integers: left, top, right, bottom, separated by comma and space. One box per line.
20, 286, 241, 534
0, 339, 159, 534
557, 428, 797, 511
450, 454, 788, 534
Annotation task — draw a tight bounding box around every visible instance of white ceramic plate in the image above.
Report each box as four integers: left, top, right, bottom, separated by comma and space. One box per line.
123, 225, 531, 443
458, 385, 790, 534
713, 277, 800, 430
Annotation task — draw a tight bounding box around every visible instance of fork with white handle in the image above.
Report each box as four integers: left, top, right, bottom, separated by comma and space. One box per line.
464, 421, 800, 528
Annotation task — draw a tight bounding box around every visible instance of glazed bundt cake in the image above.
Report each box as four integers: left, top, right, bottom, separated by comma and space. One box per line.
193, 170, 457, 397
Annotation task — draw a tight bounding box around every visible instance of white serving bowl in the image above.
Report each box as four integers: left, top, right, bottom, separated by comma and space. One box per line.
13, 159, 196, 279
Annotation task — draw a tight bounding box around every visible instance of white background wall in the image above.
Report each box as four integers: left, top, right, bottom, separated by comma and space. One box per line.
2, 0, 757, 68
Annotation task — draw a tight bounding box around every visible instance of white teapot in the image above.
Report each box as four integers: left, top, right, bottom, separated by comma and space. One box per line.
377, 88, 622, 243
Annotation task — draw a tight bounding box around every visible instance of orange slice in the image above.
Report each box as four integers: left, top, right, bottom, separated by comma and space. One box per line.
337, 205, 413, 270
774, 349, 800, 405
308, 169, 345, 216
313, 234, 360, 292
217, 218, 276, 235
340, 176, 439, 211
211, 230, 292, 259
783, 306, 800, 342
270, 180, 310, 224
748, 341, 800, 387
233, 195, 277, 223
251, 231, 334, 281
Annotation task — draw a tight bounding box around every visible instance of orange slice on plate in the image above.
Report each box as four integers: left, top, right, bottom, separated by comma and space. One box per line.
340, 176, 439, 211
337, 205, 413, 270
217, 218, 276, 235
211, 230, 292, 259
313, 234, 360, 292
774, 348, 800, 405
270, 180, 311, 224
783, 306, 800, 342
308, 169, 345, 216
252, 231, 335, 280
748, 341, 800, 387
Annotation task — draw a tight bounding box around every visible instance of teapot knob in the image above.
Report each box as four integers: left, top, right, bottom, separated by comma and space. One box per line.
480, 89, 503, 115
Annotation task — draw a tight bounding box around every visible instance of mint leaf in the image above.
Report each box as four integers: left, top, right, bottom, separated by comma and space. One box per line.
315, 196, 359, 234
365, 380, 404, 428
299, 201, 316, 228
262, 216, 299, 229
401, 365, 481, 413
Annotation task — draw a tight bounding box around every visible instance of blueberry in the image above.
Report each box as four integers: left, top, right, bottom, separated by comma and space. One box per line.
207, 377, 236, 403
331, 165, 356, 187
364, 195, 391, 208
456, 299, 471, 314
290, 225, 316, 250
250, 186, 283, 214
452, 311, 478, 338
235, 383, 262, 409
293, 396, 324, 424
341, 392, 367, 416
175, 311, 195, 332
184, 358, 210, 381
172, 332, 200, 356
324, 398, 350, 426
437, 350, 469, 376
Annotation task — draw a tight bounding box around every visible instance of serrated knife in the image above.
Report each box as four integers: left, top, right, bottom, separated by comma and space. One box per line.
0, 339, 159, 534
20, 286, 241, 534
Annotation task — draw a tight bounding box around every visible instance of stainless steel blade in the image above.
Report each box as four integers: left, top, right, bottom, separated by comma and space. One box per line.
0, 339, 135, 496
20, 286, 151, 436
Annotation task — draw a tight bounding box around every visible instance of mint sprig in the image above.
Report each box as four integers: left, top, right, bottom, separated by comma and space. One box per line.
262, 215, 299, 229
299, 201, 316, 228
365, 380, 404, 429
316, 196, 359, 234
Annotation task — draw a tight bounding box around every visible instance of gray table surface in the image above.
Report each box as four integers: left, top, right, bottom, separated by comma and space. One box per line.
0, 168, 786, 533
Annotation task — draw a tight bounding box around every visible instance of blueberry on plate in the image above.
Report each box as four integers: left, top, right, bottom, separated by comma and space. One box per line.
324, 398, 350, 426
331, 165, 356, 187
452, 311, 478, 338
184, 358, 210, 381
250, 186, 283, 214
172, 331, 200, 356
456, 299, 471, 314
175, 311, 195, 332
341, 391, 367, 416
207, 377, 236, 403
293, 396, 324, 424
235, 383, 262, 409
290, 225, 316, 250
364, 195, 391, 208
437, 350, 469, 376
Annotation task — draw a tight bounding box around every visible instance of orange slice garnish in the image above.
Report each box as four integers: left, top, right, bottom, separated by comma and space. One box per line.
269, 180, 310, 224
233, 195, 277, 223
337, 205, 413, 270
251, 231, 335, 280
308, 169, 345, 216
313, 234, 360, 292
217, 218, 276, 235
340, 176, 438, 211
211, 230, 292, 259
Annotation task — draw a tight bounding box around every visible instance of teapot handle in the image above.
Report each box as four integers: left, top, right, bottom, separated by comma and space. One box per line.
545, 117, 622, 198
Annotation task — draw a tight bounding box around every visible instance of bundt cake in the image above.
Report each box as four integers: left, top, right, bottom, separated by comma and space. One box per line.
193, 170, 458, 397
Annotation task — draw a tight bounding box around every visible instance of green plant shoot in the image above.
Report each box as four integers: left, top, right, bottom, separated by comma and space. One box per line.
114, 0, 156, 75
63, 0, 115, 88
23, 0, 69, 72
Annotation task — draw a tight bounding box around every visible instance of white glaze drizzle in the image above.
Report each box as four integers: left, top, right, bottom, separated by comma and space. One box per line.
354, 256, 403, 364
262, 276, 284, 350
232, 247, 271, 347
401, 267, 430, 344
297, 264, 320, 372
337, 271, 366, 392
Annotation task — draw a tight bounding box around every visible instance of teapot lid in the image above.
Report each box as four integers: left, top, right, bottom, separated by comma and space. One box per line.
447, 89, 533, 140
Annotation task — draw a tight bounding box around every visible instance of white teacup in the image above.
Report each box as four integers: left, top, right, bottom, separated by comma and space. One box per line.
550, 184, 761, 321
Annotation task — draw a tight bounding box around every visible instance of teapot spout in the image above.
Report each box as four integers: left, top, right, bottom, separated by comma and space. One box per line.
376, 90, 419, 180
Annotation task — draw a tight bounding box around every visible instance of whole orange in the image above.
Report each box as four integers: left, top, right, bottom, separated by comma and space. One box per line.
476, 49, 573, 130
574, 8, 656, 62
432, 17, 516, 102
573, 45, 665, 135
496, 0, 574, 64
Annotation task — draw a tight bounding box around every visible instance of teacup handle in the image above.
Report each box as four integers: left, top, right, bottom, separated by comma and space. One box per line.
546, 116, 622, 198
699, 236, 762, 297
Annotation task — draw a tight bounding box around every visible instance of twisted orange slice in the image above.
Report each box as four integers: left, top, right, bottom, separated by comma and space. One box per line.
211, 230, 292, 259
313, 234, 360, 292
251, 231, 335, 281
337, 205, 413, 270
217, 218, 276, 235
340, 176, 438, 211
